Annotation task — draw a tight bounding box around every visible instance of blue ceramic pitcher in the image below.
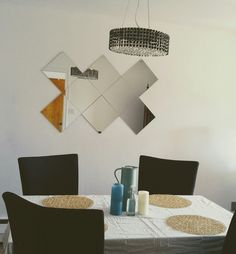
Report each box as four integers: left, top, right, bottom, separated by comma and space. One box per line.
114, 166, 137, 211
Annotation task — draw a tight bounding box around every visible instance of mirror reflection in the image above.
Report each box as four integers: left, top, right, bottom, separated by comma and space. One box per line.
120, 96, 155, 134
41, 52, 99, 132
41, 53, 157, 134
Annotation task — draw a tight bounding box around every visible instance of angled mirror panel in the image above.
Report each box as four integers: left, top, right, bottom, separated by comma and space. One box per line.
89, 55, 121, 93
69, 79, 100, 113
64, 99, 81, 129
120, 98, 155, 134
41, 94, 65, 132
82, 96, 118, 133
41, 52, 82, 132
43, 71, 66, 84
42, 52, 77, 87
104, 59, 158, 114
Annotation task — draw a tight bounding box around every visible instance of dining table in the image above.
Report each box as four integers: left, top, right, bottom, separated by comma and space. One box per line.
3, 195, 233, 254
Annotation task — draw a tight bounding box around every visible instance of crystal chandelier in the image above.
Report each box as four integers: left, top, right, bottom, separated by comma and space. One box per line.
109, 0, 170, 57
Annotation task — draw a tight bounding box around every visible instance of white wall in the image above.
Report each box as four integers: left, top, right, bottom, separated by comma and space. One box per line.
0, 2, 236, 216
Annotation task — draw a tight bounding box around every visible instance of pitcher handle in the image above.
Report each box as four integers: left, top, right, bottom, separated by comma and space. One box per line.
114, 168, 122, 184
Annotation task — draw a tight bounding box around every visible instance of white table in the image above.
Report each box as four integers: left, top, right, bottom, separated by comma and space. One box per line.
4, 195, 233, 254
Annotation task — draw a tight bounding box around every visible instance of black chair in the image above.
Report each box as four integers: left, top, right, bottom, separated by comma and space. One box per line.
138, 155, 199, 195
2, 192, 104, 254
222, 210, 236, 254
18, 154, 78, 195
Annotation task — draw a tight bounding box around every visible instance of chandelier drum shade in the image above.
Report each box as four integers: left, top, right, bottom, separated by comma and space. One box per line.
109, 27, 169, 57
109, 0, 170, 57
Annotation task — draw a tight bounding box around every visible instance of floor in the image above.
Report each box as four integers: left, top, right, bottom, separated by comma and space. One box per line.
0, 243, 3, 254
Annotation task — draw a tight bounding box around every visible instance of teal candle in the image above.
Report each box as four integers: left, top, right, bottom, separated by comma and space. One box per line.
110, 183, 124, 215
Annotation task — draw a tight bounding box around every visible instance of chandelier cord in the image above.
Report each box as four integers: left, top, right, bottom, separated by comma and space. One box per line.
135, 0, 140, 28
122, 0, 130, 27
122, 0, 149, 28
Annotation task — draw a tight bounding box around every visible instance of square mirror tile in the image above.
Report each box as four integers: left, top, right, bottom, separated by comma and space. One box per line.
104, 59, 158, 114
42, 52, 77, 87
120, 98, 155, 134
64, 99, 81, 129
69, 79, 100, 113
82, 96, 118, 133
89, 55, 121, 93
41, 94, 65, 132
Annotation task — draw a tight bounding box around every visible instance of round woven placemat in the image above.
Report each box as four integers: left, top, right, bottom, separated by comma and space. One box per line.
166, 215, 226, 235
42, 195, 94, 209
149, 194, 191, 208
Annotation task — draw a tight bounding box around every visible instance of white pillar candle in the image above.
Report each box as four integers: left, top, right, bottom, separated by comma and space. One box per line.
138, 190, 149, 215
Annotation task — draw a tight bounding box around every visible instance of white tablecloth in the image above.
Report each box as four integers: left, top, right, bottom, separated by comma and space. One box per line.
4, 195, 233, 254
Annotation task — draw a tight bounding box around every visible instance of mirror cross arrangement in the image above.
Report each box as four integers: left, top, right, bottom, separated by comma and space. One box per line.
41, 52, 157, 134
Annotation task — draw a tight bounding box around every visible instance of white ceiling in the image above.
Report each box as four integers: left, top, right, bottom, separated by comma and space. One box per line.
2, 0, 236, 29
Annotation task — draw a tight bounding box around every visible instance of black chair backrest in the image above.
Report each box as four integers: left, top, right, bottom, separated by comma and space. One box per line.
18, 154, 78, 195
222, 211, 236, 254
138, 155, 199, 195
2, 192, 104, 254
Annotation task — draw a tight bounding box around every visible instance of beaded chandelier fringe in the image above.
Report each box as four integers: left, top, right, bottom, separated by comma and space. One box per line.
109, 27, 170, 57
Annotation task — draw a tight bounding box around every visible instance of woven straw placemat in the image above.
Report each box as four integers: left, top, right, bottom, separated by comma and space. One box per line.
42, 195, 94, 209
149, 194, 191, 208
166, 215, 226, 235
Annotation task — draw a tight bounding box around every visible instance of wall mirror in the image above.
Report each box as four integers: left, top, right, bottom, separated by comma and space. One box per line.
41, 52, 157, 134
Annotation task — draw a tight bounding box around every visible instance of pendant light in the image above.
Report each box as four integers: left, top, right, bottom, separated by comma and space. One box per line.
109, 0, 170, 57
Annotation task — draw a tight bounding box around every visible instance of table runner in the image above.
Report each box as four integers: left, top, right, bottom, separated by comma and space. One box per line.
4, 195, 232, 254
